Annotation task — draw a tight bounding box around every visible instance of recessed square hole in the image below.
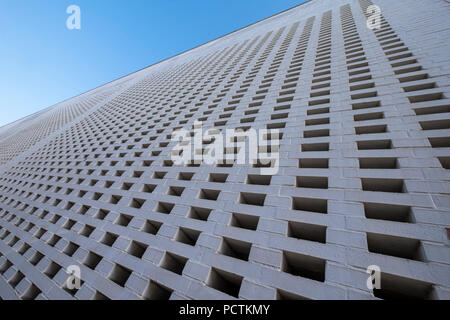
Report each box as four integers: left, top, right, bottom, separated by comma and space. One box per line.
277, 289, 309, 300
188, 207, 212, 221
115, 213, 133, 226
209, 173, 228, 183
175, 227, 201, 246
247, 174, 271, 185
127, 241, 148, 259
159, 252, 188, 275
361, 178, 404, 193
230, 213, 259, 230
199, 189, 220, 201
63, 242, 79, 257
282, 251, 325, 282
141, 184, 156, 193
355, 124, 387, 135
83, 251, 102, 270
288, 221, 327, 243
373, 272, 434, 300
292, 197, 327, 214
121, 182, 133, 191
301, 143, 329, 152
44, 262, 62, 279
219, 237, 252, 261
79, 224, 95, 237
108, 264, 132, 287
130, 198, 146, 209
94, 209, 109, 220
141, 220, 162, 235
9, 271, 25, 288
364, 203, 412, 223
21, 284, 42, 300
109, 195, 122, 204
142, 281, 173, 300
303, 129, 330, 138
178, 172, 194, 181
298, 158, 329, 168
354, 112, 384, 121
429, 137, 450, 148
168, 186, 185, 196
357, 140, 392, 150
101, 232, 118, 247
207, 268, 243, 298
296, 176, 328, 189
359, 158, 398, 169
92, 291, 110, 300
239, 192, 266, 206
367, 233, 424, 261
155, 202, 174, 214
438, 157, 450, 169
154, 171, 167, 179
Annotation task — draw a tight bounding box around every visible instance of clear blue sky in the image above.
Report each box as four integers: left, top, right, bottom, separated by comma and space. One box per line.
0, 0, 306, 128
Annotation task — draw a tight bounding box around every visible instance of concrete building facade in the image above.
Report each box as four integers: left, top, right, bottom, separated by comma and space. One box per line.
0, 0, 449, 300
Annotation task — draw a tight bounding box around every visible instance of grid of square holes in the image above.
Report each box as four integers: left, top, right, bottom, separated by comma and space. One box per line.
0, 80, 134, 167
0, 0, 449, 300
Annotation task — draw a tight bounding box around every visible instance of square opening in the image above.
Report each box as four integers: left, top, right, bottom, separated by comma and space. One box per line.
142, 281, 173, 300
79, 225, 95, 237
155, 202, 174, 214
299, 158, 329, 168
292, 197, 327, 214
364, 203, 412, 223
359, 158, 398, 169
277, 288, 309, 300
130, 198, 146, 209
175, 227, 201, 246
9, 271, 25, 289
361, 178, 405, 193
127, 241, 148, 259
21, 284, 42, 300
108, 264, 132, 287
168, 186, 185, 196
239, 192, 266, 206
373, 272, 434, 300
207, 268, 243, 298
209, 173, 229, 183
247, 174, 272, 185
83, 251, 102, 270
159, 252, 188, 275
188, 207, 212, 221
63, 242, 79, 257
115, 213, 133, 226
101, 232, 118, 247
199, 189, 221, 201
301, 143, 329, 152
219, 237, 252, 261
357, 140, 392, 150
288, 221, 327, 243
355, 124, 387, 135
367, 233, 424, 261
282, 251, 325, 282
141, 184, 156, 193
438, 157, 450, 169
92, 291, 110, 300
94, 209, 109, 220
44, 262, 61, 279
109, 195, 122, 205
296, 176, 328, 189
230, 213, 259, 231
178, 172, 194, 181
141, 220, 162, 235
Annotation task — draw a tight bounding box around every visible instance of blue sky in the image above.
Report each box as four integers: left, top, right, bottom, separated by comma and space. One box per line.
0, 0, 306, 128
